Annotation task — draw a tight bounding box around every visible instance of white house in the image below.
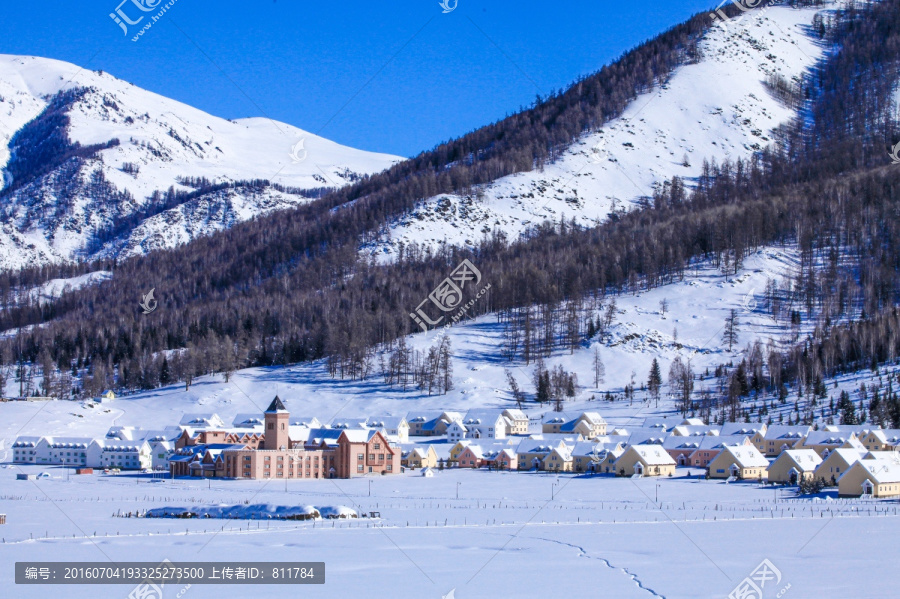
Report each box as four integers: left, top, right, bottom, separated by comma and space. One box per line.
461, 411, 509, 439
101, 440, 152, 470
447, 421, 468, 443
178, 413, 226, 429
12, 436, 42, 464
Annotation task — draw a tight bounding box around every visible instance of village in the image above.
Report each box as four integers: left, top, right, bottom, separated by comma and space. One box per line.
11, 395, 900, 499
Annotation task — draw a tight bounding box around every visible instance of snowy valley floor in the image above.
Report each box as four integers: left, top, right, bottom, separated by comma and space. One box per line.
1, 465, 898, 598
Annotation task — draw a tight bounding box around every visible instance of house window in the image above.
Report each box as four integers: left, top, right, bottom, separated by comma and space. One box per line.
357, 454, 364, 461
387, 465, 392, 471
369, 454, 375, 461
374, 443, 381, 450
357, 465, 364, 472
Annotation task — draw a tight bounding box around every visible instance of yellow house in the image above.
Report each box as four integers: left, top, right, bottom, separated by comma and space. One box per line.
751, 425, 810, 457
706, 445, 769, 480
798, 431, 860, 458
767, 449, 822, 483
402, 446, 438, 469
856, 429, 900, 452
542, 446, 573, 472
448, 440, 472, 464
516, 440, 569, 471
100, 390, 116, 402
813, 448, 863, 486
614, 444, 676, 477
838, 459, 900, 498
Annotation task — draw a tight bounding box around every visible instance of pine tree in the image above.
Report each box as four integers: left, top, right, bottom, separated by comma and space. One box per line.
648, 358, 662, 406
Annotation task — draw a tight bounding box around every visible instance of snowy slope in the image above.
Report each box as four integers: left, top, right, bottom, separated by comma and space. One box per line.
0, 242, 865, 445
366, 3, 830, 260
0, 55, 401, 269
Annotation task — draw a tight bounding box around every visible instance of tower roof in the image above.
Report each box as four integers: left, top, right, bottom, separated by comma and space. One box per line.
265, 396, 288, 413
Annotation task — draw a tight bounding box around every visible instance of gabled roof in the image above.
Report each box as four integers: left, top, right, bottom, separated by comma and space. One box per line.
179, 413, 224, 427
687, 435, 750, 451
338, 429, 381, 444
366, 416, 407, 429
542, 412, 575, 424
628, 444, 676, 465
611, 430, 670, 447
662, 436, 702, 450
720, 445, 769, 468
232, 414, 265, 428
578, 412, 607, 425
641, 417, 676, 431
515, 439, 567, 454
762, 425, 811, 441
502, 409, 527, 420
820, 448, 863, 466
671, 425, 720, 437
851, 459, 900, 484
12, 436, 42, 447
289, 416, 321, 427
772, 449, 822, 471
265, 396, 288, 413
802, 431, 856, 446
720, 422, 767, 436
44, 437, 95, 449
464, 409, 505, 422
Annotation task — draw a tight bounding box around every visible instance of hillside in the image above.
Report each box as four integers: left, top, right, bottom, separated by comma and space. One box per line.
0, 55, 401, 269
2, 0, 900, 426
368, 3, 827, 259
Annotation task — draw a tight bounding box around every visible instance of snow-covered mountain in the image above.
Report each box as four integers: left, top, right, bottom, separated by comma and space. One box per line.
366, 3, 830, 260
0, 55, 401, 270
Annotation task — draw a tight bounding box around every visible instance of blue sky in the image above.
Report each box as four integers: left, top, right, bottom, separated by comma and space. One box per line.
1, 0, 718, 157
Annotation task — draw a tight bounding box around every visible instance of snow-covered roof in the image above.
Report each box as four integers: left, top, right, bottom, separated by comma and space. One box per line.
854, 460, 900, 484
630, 444, 676, 465
721, 445, 769, 468
338, 429, 381, 444
12, 436, 42, 448
763, 425, 811, 440
515, 439, 566, 454
821, 448, 864, 466
671, 425, 720, 437
802, 431, 856, 446
503, 409, 527, 420
366, 416, 407, 428
464, 409, 504, 422
45, 437, 94, 449
775, 449, 822, 471
179, 413, 224, 428
720, 422, 766, 436
542, 412, 575, 424
289, 416, 322, 427
232, 414, 265, 428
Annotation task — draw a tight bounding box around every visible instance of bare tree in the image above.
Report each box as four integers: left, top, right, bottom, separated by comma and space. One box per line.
592, 345, 605, 388
668, 356, 694, 415
505, 368, 526, 409
723, 309, 739, 351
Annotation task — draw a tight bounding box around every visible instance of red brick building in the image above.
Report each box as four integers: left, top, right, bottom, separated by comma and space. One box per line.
170, 397, 399, 480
